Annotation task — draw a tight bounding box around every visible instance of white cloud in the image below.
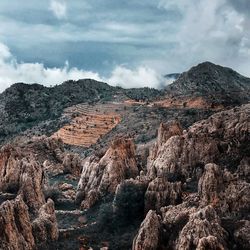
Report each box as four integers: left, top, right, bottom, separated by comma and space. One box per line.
164, 77, 176, 86
0, 43, 102, 92
0, 43, 163, 93
106, 66, 162, 89
49, 0, 67, 19
0, 43, 11, 59
156, 0, 250, 76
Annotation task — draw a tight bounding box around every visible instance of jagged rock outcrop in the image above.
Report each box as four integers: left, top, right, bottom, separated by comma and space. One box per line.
148, 121, 183, 163
0, 146, 45, 213
160, 198, 199, 249
147, 104, 249, 180
135, 203, 229, 250
198, 163, 250, 215
223, 180, 250, 214
237, 157, 250, 182
176, 206, 228, 249
62, 153, 82, 175
0, 196, 58, 250
32, 199, 58, 245
198, 163, 224, 206
133, 160, 250, 250
132, 210, 161, 250
145, 177, 182, 213
157, 121, 183, 147
76, 138, 138, 209
132, 104, 249, 250
10, 136, 83, 177
0, 146, 58, 248
196, 235, 225, 250
0, 195, 35, 250
233, 220, 250, 250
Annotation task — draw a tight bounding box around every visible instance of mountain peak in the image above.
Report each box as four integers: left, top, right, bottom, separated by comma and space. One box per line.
187, 61, 239, 77
165, 61, 250, 107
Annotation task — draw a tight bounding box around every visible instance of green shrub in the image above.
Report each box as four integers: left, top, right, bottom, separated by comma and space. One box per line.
113, 181, 146, 226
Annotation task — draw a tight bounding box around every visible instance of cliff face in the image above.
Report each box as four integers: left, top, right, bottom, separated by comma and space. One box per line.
0, 146, 58, 249
76, 137, 138, 209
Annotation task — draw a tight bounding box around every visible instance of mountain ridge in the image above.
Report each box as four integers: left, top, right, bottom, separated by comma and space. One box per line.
0, 61, 249, 146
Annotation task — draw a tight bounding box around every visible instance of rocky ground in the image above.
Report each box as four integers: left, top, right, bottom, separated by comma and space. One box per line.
0, 62, 249, 250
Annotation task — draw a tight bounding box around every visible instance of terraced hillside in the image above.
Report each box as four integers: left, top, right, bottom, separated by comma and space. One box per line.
51, 100, 214, 154
0, 80, 161, 146
52, 103, 124, 147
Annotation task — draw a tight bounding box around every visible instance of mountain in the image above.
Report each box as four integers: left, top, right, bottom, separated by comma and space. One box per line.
0, 80, 163, 145
164, 61, 250, 107
1, 61, 249, 146
0, 62, 249, 250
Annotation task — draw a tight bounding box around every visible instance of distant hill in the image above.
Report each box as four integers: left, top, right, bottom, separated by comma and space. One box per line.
165, 62, 250, 107
0, 79, 163, 144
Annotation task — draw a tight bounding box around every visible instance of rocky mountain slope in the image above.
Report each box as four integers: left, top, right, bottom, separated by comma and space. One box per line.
0, 80, 162, 146
161, 62, 250, 109
0, 62, 249, 249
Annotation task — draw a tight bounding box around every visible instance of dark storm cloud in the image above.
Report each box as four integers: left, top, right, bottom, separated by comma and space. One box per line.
228, 0, 250, 15
0, 0, 249, 91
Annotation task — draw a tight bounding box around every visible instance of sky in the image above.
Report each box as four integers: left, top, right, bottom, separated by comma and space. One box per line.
0, 0, 249, 92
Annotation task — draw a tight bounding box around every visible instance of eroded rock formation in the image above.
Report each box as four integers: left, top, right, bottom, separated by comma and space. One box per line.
133, 104, 250, 250
32, 199, 58, 245
0, 145, 58, 249
0, 146, 45, 213
0, 195, 35, 250
76, 137, 139, 209
175, 206, 228, 249
132, 210, 161, 250
147, 104, 249, 180
145, 177, 182, 213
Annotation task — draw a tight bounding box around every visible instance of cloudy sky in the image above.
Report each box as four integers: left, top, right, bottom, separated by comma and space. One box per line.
0, 0, 249, 92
